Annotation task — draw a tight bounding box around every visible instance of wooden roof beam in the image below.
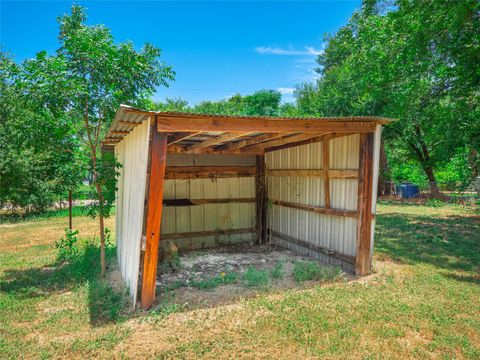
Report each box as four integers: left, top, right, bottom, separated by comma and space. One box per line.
155, 115, 377, 133
242, 133, 329, 153
167, 132, 202, 146
187, 132, 253, 151
216, 132, 292, 152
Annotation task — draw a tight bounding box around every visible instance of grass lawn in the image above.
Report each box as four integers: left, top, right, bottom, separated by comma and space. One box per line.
0, 202, 479, 359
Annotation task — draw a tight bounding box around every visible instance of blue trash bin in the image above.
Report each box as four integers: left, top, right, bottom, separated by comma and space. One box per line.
396, 183, 419, 199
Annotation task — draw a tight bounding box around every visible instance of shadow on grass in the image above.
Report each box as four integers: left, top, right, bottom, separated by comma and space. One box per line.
0, 244, 126, 326
375, 210, 480, 274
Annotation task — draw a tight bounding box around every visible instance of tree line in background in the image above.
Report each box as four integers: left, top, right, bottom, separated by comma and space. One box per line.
1, 0, 479, 213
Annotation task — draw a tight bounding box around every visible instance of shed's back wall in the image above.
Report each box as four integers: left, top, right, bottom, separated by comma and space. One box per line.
161, 154, 257, 250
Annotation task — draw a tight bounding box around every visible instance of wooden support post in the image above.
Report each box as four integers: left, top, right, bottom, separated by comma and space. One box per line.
323, 136, 331, 208
356, 133, 375, 275
68, 190, 73, 230
256, 155, 267, 244
141, 119, 168, 309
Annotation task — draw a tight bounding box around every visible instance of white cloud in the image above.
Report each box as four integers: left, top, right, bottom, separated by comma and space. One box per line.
255, 46, 323, 56
277, 87, 295, 95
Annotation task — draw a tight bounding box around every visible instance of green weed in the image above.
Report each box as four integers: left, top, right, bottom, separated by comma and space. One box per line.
292, 261, 342, 282
271, 261, 285, 280
243, 266, 270, 288
191, 271, 238, 290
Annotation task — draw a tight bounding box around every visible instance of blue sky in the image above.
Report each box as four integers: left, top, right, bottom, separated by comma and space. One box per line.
1, 1, 360, 104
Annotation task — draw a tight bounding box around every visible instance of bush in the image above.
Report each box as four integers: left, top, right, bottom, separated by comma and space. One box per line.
293, 261, 342, 283
55, 228, 79, 263
243, 266, 270, 288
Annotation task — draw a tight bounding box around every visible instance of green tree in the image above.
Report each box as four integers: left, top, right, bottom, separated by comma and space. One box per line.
0, 52, 84, 212
15, 5, 174, 276
295, 0, 479, 196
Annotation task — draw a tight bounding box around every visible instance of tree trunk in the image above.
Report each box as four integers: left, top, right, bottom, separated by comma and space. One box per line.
95, 182, 106, 277
99, 210, 106, 277
423, 164, 442, 198
68, 190, 73, 230
378, 139, 390, 196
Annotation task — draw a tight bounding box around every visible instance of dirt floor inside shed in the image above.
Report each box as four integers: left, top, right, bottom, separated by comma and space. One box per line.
156, 243, 349, 307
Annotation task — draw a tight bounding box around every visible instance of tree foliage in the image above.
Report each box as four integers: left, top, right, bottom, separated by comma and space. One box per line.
295, 0, 480, 194
154, 89, 290, 117
0, 52, 84, 211
1, 5, 174, 275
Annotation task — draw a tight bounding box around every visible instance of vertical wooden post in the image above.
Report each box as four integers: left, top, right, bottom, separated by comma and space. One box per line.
68, 190, 73, 230
255, 155, 267, 244
141, 117, 168, 309
356, 132, 374, 275
323, 136, 331, 208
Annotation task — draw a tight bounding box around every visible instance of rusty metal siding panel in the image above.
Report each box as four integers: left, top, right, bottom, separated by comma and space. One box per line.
265, 134, 360, 269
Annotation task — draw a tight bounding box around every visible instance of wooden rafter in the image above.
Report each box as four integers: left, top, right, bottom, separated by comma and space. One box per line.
187, 132, 253, 150
167, 132, 202, 146
217, 133, 291, 152
242, 133, 328, 153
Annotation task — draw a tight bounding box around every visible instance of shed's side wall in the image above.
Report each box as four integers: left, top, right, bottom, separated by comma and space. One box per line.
160, 154, 256, 250
266, 135, 359, 271
115, 118, 151, 305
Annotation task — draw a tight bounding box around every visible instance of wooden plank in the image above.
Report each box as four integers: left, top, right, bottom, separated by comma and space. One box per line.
356, 133, 375, 276
188, 132, 253, 150
264, 133, 349, 153
271, 199, 357, 218
164, 166, 256, 179
111, 130, 130, 135
271, 230, 356, 265
156, 115, 378, 133
244, 133, 327, 153
166, 144, 264, 155
217, 133, 291, 152
141, 122, 168, 310
256, 155, 267, 244
266, 169, 358, 179
161, 227, 254, 240
163, 198, 255, 206
323, 136, 331, 208
167, 132, 202, 146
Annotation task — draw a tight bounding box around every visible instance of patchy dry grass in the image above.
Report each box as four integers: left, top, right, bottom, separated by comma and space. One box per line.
0, 202, 479, 359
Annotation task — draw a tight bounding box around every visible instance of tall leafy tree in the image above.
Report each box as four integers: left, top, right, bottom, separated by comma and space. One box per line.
17, 5, 174, 275
296, 0, 479, 196
0, 52, 83, 211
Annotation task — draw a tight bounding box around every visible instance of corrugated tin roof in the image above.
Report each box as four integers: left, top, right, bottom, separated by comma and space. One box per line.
104, 104, 395, 148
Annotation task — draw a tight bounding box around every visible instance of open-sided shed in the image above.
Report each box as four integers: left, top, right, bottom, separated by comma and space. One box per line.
104, 105, 393, 309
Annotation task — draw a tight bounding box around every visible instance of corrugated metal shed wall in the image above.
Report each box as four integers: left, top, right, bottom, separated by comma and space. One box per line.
115, 118, 151, 306
266, 135, 359, 270
161, 154, 257, 250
